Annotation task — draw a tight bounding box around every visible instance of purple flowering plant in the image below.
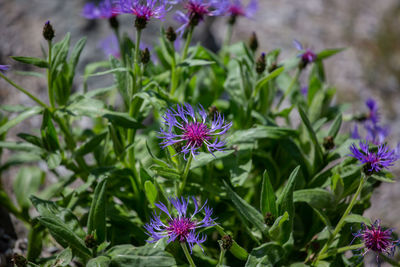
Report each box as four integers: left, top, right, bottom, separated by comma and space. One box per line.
1, 2, 400, 267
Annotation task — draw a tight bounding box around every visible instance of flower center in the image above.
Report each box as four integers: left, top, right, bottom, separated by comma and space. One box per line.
167, 218, 196, 242
228, 6, 245, 16
364, 228, 392, 253
183, 122, 211, 148
185, 2, 210, 26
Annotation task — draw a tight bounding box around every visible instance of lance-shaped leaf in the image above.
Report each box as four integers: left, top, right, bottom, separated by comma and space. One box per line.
87, 178, 108, 244
260, 170, 277, 217
0, 106, 42, 136
245, 242, 284, 267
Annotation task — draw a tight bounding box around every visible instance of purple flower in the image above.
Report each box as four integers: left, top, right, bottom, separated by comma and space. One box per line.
365, 122, 390, 145
144, 196, 216, 252
300, 86, 308, 97
365, 98, 379, 124
119, 0, 173, 29
352, 220, 399, 264
349, 141, 397, 174
0, 65, 10, 74
350, 125, 361, 140
100, 35, 121, 59
293, 40, 317, 67
175, 0, 228, 35
226, 0, 257, 18
82, 0, 121, 19
158, 104, 232, 159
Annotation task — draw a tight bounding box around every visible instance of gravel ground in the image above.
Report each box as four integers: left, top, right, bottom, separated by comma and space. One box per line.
1, 0, 400, 265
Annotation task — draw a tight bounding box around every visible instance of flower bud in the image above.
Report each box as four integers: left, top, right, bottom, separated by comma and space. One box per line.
249, 32, 258, 52
166, 26, 177, 42
12, 253, 27, 267
85, 234, 96, 248
43, 21, 55, 41
323, 136, 335, 150
141, 48, 150, 64
221, 235, 233, 250
264, 212, 275, 226
256, 53, 266, 74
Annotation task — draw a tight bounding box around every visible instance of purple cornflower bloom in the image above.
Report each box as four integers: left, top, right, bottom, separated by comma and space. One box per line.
226, 0, 257, 18
352, 220, 399, 264
174, 0, 228, 35
144, 196, 216, 252
158, 104, 232, 159
100, 35, 121, 59
82, 0, 121, 19
119, 0, 172, 29
365, 122, 390, 145
365, 98, 379, 124
293, 40, 317, 68
351, 125, 361, 140
300, 86, 308, 97
349, 141, 397, 174
0, 65, 10, 74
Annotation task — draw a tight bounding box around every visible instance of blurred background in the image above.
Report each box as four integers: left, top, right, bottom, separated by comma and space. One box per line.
1, 0, 400, 266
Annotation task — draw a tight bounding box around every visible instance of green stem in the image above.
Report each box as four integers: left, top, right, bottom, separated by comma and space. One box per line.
217, 249, 226, 267
178, 154, 193, 197
317, 244, 363, 260
315, 174, 367, 263
0, 73, 48, 109
276, 68, 300, 110
47, 40, 55, 108
134, 29, 142, 66
113, 27, 125, 67
182, 26, 194, 61
180, 242, 196, 267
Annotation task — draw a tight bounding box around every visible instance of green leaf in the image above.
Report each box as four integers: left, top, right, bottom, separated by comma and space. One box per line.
317, 48, 345, 60
69, 37, 87, 73
223, 180, 267, 234
30, 196, 90, 260
88, 67, 129, 77
229, 126, 297, 144
331, 173, 344, 199
17, 133, 43, 148
245, 242, 284, 267
51, 33, 71, 78
75, 132, 107, 157
177, 59, 215, 67
344, 214, 371, 225
0, 106, 42, 136
11, 56, 49, 68
41, 109, 60, 152
276, 166, 300, 244
144, 181, 158, 208
298, 107, 323, 168
254, 66, 285, 96
87, 256, 111, 267
27, 222, 43, 261
87, 179, 108, 244
13, 167, 44, 210
103, 111, 143, 129
293, 189, 335, 210
107, 245, 176, 267
260, 170, 277, 217
190, 150, 235, 170
327, 114, 342, 138
268, 212, 289, 241
55, 248, 73, 266
47, 153, 62, 169
0, 141, 42, 152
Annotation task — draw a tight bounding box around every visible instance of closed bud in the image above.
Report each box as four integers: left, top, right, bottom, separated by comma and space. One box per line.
85, 234, 96, 248
109, 17, 119, 29
323, 136, 335, 150
43, 21, 55, 41
166, 26, 177, 42
221, 235, 233, 250
256, 53, 266, 74
12, 253, 27, 267
141, 48, 150, 64
249, 32, 258, 52
264, 212, 275, 226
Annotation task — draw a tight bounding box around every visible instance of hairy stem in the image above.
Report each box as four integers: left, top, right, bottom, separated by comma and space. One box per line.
180, 242, 196, 267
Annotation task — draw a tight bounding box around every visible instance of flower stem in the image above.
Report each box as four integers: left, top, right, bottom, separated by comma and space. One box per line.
0, 73, 48, 109
180, 242, 196, 267
178, 154, 193, 197
217, 249, 226, 267
182, 26, 194, 61
134, 29, 142, 66
47, 40, 55, 109
315, 174, 367, 263
276, 68, 300, 110
317, 243, 364, 260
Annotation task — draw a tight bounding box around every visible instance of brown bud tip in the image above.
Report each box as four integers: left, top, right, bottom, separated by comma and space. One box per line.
323, 136, 335, 150
43, 21, 55, 41
85, 234, 96, 248
221, 235, 233, 250
166, 26, 177, 42
249, 32, 258, 52
141, 48, 151, 64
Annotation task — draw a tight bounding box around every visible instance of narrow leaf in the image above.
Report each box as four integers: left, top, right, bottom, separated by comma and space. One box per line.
260, 170, 277, 216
